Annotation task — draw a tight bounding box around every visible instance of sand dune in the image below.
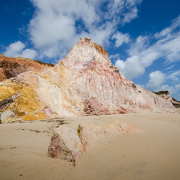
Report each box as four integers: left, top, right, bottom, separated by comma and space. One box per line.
0, 112, 180, 180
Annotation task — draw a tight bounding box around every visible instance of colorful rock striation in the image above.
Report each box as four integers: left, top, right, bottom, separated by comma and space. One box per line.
0, 37, 176, 123
48, 121, 143, 166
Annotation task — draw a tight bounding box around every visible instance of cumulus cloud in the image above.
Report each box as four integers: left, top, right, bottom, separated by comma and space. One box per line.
146, 71, 166, 91
27, 0, 142, 59
1, 0, 142, 60
146, 70, 180, 95
114, 14, 180, 80
4, 41, 37, 59
112, 31, 130, 47
115, 56, 144, 79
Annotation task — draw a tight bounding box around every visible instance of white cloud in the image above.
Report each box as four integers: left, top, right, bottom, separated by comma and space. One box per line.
2, 0, 142, 60
28, 0, 110, 58
106, 0, 125, 19
154, 15, 180, 38
27, 0, 142, 59
114, 15, 180, 80
146, 71, 166, 91
115, 56, 144, 79
114, 36, 153, 80
137, 84, 145, 88
123, 6, 138, 23
167, 70, 180, 81
21, 49, 38, 59
175, 84, 180, 90
176, 94, 180, 100
146, 70, 180, 95
4, 41, 25, 56
128, 35, 149, 56
109, 53, 121, 60
112, 31, 130, 47
106, 0, 142, 22
124, 0, 142, 23
115, 59, 126, 69
126, 0, 142, 7
4, 41, 37, 59
141, 16, 180, 64
165, 65, 175, 70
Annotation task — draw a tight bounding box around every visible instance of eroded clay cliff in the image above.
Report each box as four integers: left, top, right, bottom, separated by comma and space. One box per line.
0, 38, 176, 123
0, 54, 54, 81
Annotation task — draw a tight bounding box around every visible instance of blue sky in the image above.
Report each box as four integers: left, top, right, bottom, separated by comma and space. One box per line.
1, 0, 180, 100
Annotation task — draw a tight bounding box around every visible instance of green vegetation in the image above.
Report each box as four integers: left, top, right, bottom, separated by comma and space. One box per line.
153, 91, 169, 95
34, 60, 54, 67
172, 103, 180, 108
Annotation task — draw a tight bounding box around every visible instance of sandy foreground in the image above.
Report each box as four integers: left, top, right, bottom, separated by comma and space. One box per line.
0, 110, 180, 180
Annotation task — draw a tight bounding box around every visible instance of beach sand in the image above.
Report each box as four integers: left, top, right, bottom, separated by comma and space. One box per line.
0, 111, 180, 180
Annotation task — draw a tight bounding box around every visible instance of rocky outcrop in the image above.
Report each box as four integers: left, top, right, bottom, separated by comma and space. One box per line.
0, 92, 21, 112
154, 91, 180, 108
78, 121, 144, 151
154, 91, 173, 101
48, 126, 84, 166
0, 54, 54, 82
48, 121, 143, 166
172, 98, 180, 108
0, 38, 176, 122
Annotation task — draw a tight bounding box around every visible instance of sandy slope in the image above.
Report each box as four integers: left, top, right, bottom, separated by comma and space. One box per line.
0, 112, 180, 180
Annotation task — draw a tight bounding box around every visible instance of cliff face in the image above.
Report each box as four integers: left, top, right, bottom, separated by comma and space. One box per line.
154, 91, 180, 108
0, 54, 54, 82
0, 38, 176, 123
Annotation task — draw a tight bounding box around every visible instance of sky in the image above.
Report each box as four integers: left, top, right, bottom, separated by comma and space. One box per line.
1, 0, 180, 100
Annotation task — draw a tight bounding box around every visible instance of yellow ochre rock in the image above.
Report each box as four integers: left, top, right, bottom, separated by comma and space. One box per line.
0, 79, 47, 122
